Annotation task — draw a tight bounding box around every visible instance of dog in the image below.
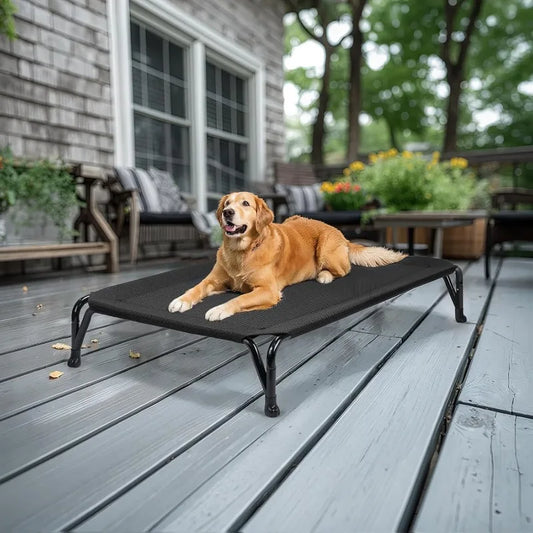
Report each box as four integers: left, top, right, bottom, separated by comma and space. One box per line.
168, 192, 405, 321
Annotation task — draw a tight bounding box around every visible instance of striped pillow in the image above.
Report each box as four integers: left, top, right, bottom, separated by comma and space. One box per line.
275, 184, 324, 215
114, 167, 162, 213
148, 168, 189, 213
114, 167, 190, 214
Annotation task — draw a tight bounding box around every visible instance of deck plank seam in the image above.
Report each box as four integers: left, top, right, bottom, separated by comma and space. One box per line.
0, 334, 210, 422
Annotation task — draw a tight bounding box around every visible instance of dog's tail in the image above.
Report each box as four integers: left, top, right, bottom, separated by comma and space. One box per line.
348, 242, 406, 267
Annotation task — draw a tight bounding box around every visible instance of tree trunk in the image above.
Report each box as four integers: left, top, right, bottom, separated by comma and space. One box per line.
386, 118, 399, 151
443, 66, 462, 153
441, 0, 484, 153
311, 45, 332, 165
346, 0, 366, 161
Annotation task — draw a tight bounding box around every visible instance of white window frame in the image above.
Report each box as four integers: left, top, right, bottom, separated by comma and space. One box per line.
107, 0, 266, 212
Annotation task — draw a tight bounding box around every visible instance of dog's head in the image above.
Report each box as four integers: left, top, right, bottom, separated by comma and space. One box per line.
216, 192, 274, 241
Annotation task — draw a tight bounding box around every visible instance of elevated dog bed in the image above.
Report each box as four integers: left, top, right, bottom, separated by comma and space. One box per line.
68, 256, 466, 416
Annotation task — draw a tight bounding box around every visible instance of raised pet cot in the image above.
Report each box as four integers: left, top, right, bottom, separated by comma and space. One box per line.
68, 256, 466, 417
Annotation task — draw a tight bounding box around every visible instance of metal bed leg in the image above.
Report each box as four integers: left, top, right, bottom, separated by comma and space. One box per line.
244, 336, 285, 417
443, 268, 467, 323
68, 295, 94, 367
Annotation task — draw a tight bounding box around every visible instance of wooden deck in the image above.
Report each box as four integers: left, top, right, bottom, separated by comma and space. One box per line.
0, 255, 531, 531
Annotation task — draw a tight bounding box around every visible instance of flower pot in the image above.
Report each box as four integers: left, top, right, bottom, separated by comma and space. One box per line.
442, 217, 487, 259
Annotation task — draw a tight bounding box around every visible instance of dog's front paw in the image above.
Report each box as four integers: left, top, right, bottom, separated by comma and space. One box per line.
205, 304, 234, 321
168, 297, 193, 313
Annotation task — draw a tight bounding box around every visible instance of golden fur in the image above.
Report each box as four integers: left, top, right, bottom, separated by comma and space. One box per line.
168, 192, 405, 321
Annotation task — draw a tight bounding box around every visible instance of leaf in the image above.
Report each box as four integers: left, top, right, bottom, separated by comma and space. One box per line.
52, 342, 71, 350
129, 350, 141, 359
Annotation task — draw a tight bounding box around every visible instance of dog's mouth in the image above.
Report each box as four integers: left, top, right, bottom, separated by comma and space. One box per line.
224, 222, 247, 236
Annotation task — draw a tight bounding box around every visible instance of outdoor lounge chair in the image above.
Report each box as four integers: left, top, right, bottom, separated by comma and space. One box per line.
484, 187, 533, 278
106, 168, 200, 263
67, 255, 466, 417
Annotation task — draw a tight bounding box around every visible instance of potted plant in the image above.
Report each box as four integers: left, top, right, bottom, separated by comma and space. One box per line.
0, 147, 81, 244
340, 150, 490, 258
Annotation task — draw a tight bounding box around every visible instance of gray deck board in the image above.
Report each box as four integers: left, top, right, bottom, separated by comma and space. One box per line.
0, 315, 372, 531
0, 255, 530, 532
78, 332, 399, 532
459, 258, 533, 418
0, 320, 163, 382
243, 296, 479, 532
414, 404, 533, 532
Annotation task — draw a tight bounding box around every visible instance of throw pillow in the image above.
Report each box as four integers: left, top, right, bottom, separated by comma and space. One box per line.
148, 168, 189, 213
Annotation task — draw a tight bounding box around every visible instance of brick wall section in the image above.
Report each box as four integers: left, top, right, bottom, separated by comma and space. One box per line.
0, 0, 285, 173
0, 0, 113, 166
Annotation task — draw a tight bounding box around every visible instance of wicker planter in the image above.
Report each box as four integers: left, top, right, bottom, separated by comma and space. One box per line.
442, 217, 487, 259
385, 216, 487, 259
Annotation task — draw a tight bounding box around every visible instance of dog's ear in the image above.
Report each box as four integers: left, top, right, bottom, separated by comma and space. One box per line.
216, 195, 229, 225
255, 196, 274, 232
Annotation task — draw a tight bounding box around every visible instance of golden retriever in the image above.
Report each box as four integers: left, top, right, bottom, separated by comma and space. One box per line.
168, 192, 405, 321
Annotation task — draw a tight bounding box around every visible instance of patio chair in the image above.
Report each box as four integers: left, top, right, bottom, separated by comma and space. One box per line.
484, 187, 533, 278
106, 168, 200, 263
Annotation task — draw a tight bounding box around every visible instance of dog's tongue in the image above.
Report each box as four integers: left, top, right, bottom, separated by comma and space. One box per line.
225, 223, 236, 232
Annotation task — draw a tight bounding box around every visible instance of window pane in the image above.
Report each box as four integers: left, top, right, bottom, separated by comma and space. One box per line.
147, 73, 165, 112
206, 97, 217, 129
134, 114, 150, 155
170, 84, 185, 118
132, 67, 143, 105
145, 30, 164, 71
221, 70, 231, 99
235, 77, 244, 105
149, 117, 166, 156
222, 104, 232, 133
206, 62, 216, 92
207, 134, 246, 195
130, 22, 141, 62
236, 110, 245, 136
171, 124, 185, 159
169, 43, 184, 80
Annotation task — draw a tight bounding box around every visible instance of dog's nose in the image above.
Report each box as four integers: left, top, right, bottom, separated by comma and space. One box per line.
223, 208, 234, 219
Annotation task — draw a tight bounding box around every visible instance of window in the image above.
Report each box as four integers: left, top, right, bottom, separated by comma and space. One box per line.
110, 1, 265, 211
130, 21, 191, 192
206, 61, 248, 203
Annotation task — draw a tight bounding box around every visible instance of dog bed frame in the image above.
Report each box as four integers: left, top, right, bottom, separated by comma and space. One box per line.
68, 256, 466, 417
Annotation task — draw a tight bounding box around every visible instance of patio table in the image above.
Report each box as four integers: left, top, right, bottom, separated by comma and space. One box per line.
372, 210, 487, 257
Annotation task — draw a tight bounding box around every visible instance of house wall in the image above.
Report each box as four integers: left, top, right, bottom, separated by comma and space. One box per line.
0, 0, 285, 176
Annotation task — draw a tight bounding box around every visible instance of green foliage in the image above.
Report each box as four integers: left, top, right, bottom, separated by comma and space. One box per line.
0, 0, 17, 40
284, 0, 533, 159
0, 147, 18, 211
0, 147, 81, 240
341, 149, 487, 212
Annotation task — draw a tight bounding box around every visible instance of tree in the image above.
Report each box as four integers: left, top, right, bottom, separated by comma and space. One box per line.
441, 0, 484, 152
285, 1, 351, 164
346, 0, 367, 160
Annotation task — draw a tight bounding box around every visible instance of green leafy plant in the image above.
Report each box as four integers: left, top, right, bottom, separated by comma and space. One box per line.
341, 149, 489, 214
0, 0, 17, 40
0, 146, 81, 240
0, 147, 18, 212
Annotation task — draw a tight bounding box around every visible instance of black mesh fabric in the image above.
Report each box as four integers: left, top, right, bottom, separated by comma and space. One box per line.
88, 256, 457, 343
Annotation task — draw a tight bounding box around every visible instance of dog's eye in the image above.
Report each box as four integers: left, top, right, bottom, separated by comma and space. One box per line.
242, 200, 250, 207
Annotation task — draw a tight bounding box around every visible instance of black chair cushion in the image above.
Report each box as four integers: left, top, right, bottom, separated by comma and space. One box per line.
139, 212, 193, 225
